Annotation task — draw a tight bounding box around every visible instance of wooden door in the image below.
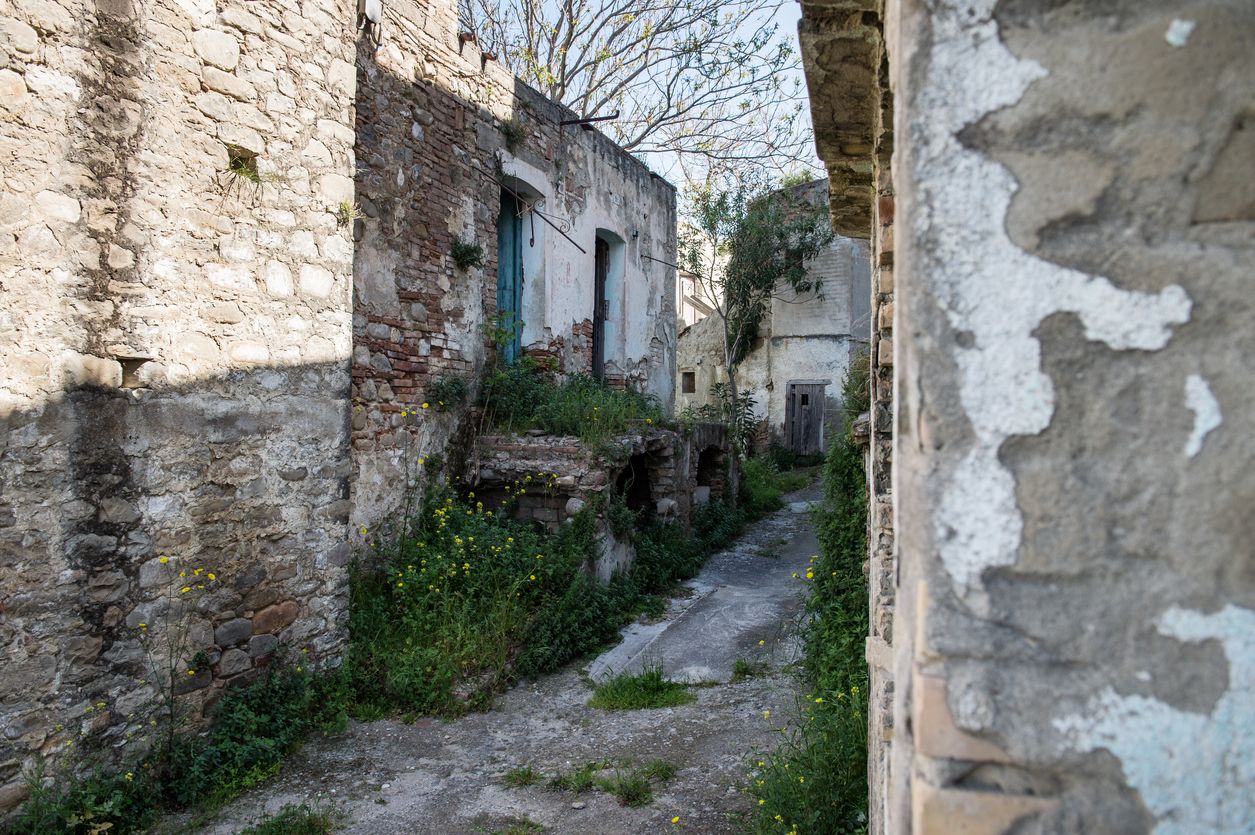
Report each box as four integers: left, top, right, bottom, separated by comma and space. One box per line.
496, 190, 523, 363
786, 383, 826, 455
592, 237, 608, 378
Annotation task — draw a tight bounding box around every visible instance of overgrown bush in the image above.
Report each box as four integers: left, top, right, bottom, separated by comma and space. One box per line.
481, 361, 664, 444
752, 355, 870, 835
426, 374, 469, 411
3, 764, 159, 835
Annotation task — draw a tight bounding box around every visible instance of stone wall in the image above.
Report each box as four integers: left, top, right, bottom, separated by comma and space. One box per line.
0, 0, 356, 812
0, 0, 676, 814
804, 0, 1255, 832
349, 5, 677, 528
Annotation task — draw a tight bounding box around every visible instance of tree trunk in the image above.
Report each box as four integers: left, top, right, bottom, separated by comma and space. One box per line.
725, 363, 742, 506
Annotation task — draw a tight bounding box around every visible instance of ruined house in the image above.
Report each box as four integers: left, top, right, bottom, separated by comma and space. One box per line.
677, 179, 871, 454
0, 0, 679, 810
801, 1, 1254, 832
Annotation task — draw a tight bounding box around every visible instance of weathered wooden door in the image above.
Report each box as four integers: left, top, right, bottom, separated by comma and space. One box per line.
496, 190, 523, 363
592, 237, 608, 378
786, 382, 826, 455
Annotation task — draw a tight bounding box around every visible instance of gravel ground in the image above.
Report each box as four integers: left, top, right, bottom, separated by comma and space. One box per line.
183, 485, 821, 835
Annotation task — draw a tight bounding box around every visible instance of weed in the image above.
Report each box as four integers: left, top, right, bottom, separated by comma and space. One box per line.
502, 765, 541, 787
480, 363, 663, 444
226, 145, 262, 184
732, 659, 770, 681
751, 355, 870, 834
588, 665, 695, 711
596, 769, 653, 807
237, 803, 344, 835
426, 374, 469, 411
451, 236, 485, 270
335, 200, 363, 227
2, 762, 158, 835
500, 116, 528, 152
548, 760, 607, 793
637, 759, 678, 782
490, 817, 547, 835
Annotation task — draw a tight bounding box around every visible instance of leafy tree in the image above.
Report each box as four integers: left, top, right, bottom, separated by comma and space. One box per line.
458, 0, 813, 181
680, 177, 833, 499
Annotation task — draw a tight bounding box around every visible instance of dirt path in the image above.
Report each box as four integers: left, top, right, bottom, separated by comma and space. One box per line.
196, 484, 821, 835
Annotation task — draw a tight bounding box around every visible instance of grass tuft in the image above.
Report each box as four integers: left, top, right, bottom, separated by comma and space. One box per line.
238, 803, 343, 835
548, 760, 608, 793
637, 759, 677, 782
595, 770, 653, 807
502, 765, 541, 788
732, 658, 770, 681
588, 665, 695, 711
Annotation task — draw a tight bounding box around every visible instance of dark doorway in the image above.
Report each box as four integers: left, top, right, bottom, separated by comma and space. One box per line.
496, 189, 523, 363
615, 453, 653, 518
592, 236, 608, 378
786, 382, 826, 455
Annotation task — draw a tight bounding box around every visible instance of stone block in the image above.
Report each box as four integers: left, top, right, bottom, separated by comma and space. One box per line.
217, 648, 251, 676
912, 781, 1057, 835
34, 190, 80, 223
913, 673, 1009, 763
192, 29, 240, 71
252, 600, 298, 634
202, 67, 255, 101
249, 633, 278, 657
3, 18, 37, 54
299, 264, 333, 298
214, 617, 252, 646
63, 353, 121, 388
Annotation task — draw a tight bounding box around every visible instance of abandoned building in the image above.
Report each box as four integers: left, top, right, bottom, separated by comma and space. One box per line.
801, 0, 1254, 832
0, 0, 686, 811
677, 179, 871, 455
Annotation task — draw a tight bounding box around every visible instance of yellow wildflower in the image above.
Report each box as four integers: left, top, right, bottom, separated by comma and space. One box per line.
758, 799, 765, 805
207, 573, 216, 581
158, 556, 169, 564
180, 586, 191, 593
758, 640, 765, 646
815, 697, 824, 704
671, 817, 679, 824
421, 402, 430, 409
125, 772, 133, 781
187, 669, 196, 676
138, 623, 147, 630
529, 575, 536, 581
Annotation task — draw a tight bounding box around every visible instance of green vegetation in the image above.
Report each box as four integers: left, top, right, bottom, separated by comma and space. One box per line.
732, 658, 770, 681
587, 665, 695, 711
595, 769, 653, 807
426, 374, 469, 411
751, 355, 870, 834
636, 759, 678, 782
547, 760, 607, 794
488, 818, 547, 835
502, 765, 542, 787
237, 803, 343, 835
499, 116, 528, 152
1, 663, 346, 835
481, 361, 664, 444
451, 236, 486, 270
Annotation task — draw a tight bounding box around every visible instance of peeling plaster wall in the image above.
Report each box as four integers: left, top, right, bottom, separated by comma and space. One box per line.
347, 0, 676, 529
888, 0, 1255, 831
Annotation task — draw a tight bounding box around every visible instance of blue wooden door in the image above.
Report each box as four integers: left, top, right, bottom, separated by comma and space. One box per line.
496, 191, 523, 363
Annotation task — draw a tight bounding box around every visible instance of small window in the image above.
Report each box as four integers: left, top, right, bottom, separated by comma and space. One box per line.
681, 371, 696, 394
800, 393, 810, 406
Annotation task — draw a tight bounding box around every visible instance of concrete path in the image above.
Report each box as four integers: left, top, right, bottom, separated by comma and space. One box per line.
189, 482, 822, 835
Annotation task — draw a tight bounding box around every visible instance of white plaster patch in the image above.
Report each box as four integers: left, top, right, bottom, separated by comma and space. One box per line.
916, 3, 1193, 598
1053, 605, 1255, 832
1164, 19, 1196, 48
1183, 374, 1221, 458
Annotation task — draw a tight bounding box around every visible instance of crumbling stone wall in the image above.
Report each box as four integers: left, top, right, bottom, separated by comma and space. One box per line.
804, 1, 1255, 832
0, 0, 356, 812
349, 5, 677, 528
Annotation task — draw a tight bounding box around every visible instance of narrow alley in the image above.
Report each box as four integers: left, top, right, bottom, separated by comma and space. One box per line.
194, 484, 823, 835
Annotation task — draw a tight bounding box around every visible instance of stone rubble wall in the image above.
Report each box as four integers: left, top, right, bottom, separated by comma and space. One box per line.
0, 0, 357, 813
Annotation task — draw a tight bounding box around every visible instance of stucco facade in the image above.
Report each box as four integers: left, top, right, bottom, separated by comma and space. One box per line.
801, 0, 1255, 832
